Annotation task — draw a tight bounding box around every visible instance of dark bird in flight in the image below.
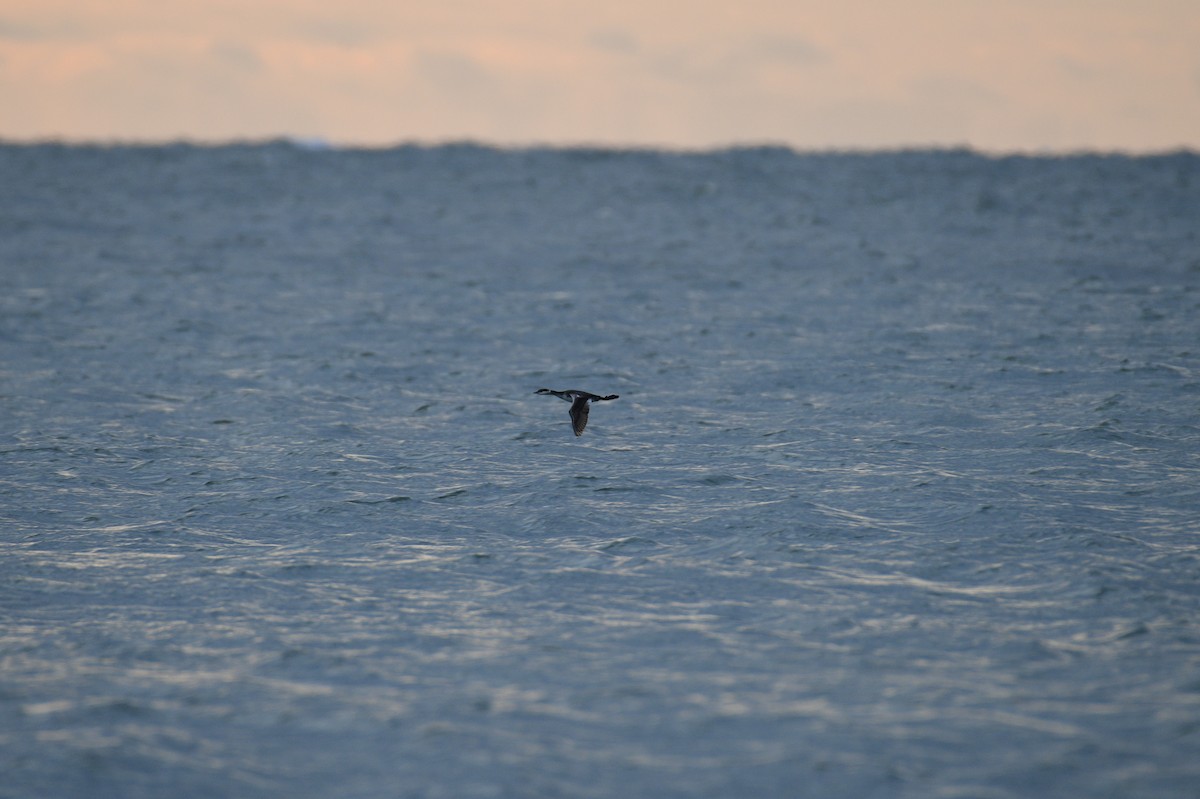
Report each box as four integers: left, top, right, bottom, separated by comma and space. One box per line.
535, 388, 620, 436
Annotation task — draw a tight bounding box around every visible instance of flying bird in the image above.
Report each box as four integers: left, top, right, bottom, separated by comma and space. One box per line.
535, 388, 620, 436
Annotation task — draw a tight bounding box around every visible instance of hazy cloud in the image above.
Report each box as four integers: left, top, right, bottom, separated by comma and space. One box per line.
1055, 56, 1102, 82
741, 34, 825, 66
414, 50, 492, 94
289, 17, 382, 48
0, 17, 82, 41
909, 74, 1003, 107
588, 29, 639, 55
209, 41, 262, 73
645, 33, 824, 87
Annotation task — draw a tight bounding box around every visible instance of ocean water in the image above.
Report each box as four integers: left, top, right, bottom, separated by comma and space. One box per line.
1, 142, 1198, 798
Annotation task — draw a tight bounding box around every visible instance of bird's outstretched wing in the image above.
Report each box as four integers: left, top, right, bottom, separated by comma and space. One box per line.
569, 396, 590, 436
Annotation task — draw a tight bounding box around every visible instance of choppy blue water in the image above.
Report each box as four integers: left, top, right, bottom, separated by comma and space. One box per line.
2, 143, 1199, 798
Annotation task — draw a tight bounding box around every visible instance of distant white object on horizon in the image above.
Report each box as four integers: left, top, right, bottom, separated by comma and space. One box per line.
535, 388, 620, 437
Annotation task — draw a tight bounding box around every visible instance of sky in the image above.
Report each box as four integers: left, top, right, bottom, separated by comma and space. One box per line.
1, 0, 1198, 151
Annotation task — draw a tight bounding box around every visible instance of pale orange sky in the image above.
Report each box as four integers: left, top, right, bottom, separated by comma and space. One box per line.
2, 0, 1198, 150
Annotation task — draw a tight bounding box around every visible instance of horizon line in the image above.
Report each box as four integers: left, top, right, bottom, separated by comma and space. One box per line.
2, 133, 1197, 159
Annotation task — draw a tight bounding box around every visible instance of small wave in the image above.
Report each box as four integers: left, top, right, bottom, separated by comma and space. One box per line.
347, 495, 411, 505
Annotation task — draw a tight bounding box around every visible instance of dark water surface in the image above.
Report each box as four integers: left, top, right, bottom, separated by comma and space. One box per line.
2, 143, 1199, 798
